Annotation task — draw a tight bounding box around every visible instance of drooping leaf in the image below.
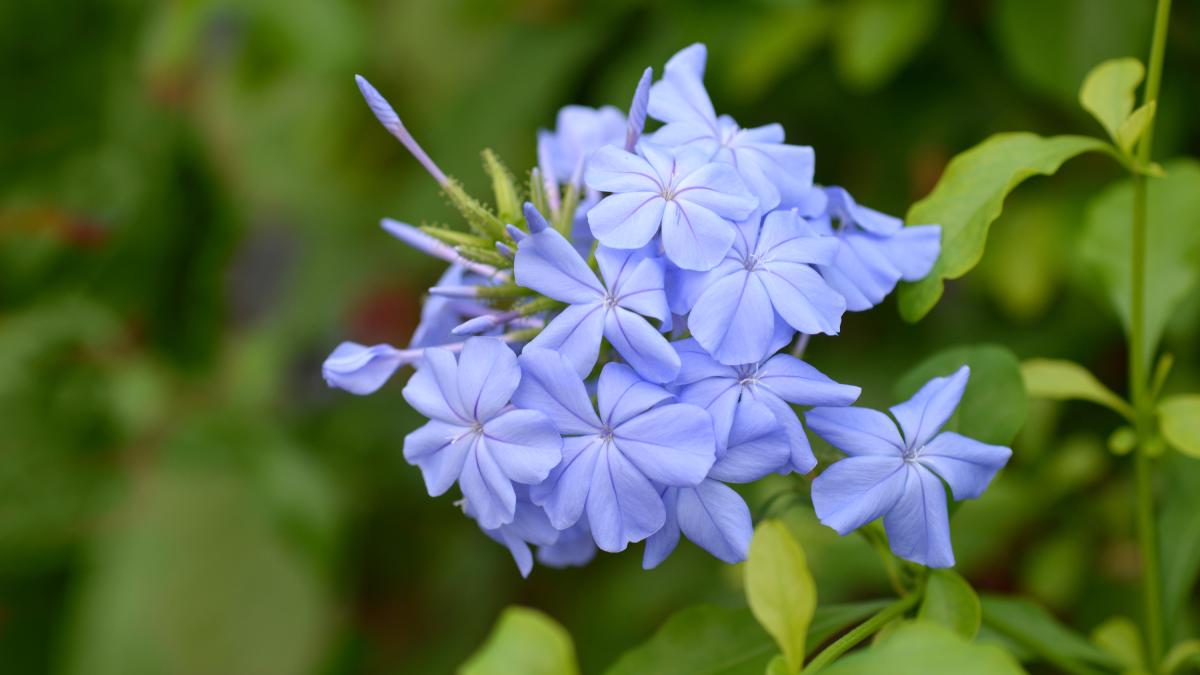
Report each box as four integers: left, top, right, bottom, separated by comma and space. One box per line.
919, 569, 981, 640
602, 605, 775, 675
981, 595, 1121, 673
1089, 616, 1145, 672
819, 621, 1027, 675
460, 607, 579, 675
899, 133, 1109, 321
1079, 159, 1200, 365
895, 344, 1027, 446
832, 0, 940, 92
1078, 58, 1144, 148
1160, 455, 1200, 631
746, 520, 817, 673
1020, 359, 1133, 420
1158, 395, 1200, 458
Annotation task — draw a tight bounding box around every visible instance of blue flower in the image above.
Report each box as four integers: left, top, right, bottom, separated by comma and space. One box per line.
537, 520, 597, 569
809, 187, 941, 311
672, 338, 860, 475
514, 205, 679, 383
514, 348, 716, 552
585, 142, 757, 271
538, 105, 626, 185
679, 210, 845, 365
471, 487, 560, 578
401, 337, 563, 530
648, 44, 815, 212
805, 366, 1012, 567
322, 341, 414, 395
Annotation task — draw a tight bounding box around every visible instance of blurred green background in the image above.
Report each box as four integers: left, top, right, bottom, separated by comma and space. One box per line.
2, 0, 1199, 673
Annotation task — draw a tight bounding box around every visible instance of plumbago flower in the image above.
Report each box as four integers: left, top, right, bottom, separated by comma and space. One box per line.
805, 366, 1012, 567
537, 105, 625, 185
585, 142, 758, 271
514, 348, 716, 552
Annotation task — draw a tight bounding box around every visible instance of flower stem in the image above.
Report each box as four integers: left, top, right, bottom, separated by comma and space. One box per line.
1130, 0, 1171, 670
802, 591, 921, 674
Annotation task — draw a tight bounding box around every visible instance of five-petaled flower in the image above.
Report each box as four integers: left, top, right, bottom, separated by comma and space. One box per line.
805, 366, 1012, 567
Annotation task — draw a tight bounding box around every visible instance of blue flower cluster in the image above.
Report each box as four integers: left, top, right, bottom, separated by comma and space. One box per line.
323, 45, 1009, 575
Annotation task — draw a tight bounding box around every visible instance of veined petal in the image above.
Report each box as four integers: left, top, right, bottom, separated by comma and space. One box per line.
761, 261, 845, 335
457, 337, 521, 421
322, 341, 407, 395
514, 227, 604, 304
513, 348, 601, 435
642, 487, 681, 569
597, 362, 674, 428
805, 406, 905, 456
917, 432, 1011, 501
588, 192, 667, 250
753, 389, 816, 474
890, 366, 970, 450
404, 424, 473, 497
672, 338, 738, 386
403, 347, 469, 424
811, 455, 908, 535
757, 211, 839, 265
757, 354, 861, 406
537, 520, 598, 568
661, 199, 737, 271
587, 445, 665, 552
676, 375, 741, 452
727, 149, 781, 212
740, 141, 815, 208
613, 403, 715, 486
484, 409, 563, 484
883, 224, 941, 281
883, 465, 955, 568
664, 43, 708, 79
689, 269, 775, 365
403, 420, 466, 463
826, 186, 903, 236
531, 436, 602, 530
652, 122, 720, 154
526, 302, 606, 378
460, 439, 518, 529
584, 145, 662, 193
613, 257, 671, 324
819, 236, 895, 311
675, 163, 758, 220
648, 69, 718, 133
603, 307, 681, 384
677, 480, 753, 564
711, 398, 791, 483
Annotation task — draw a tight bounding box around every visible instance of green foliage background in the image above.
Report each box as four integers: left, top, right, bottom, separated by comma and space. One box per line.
1, 0, 1198, 672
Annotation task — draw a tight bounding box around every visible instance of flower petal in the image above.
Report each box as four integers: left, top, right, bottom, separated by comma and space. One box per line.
757, 210, 838, 265
603, 307, 681, 384
753, 389, 817, 474
757, 353, 861, 406
402, 347, 469, 424
676, 375, 741, 453
672, 338, 738, 386
460, 439, 518, 530
883, 465, 955, 567
648, 66, 717, 133
484, 409, 563, 484
761, 261, 845, 335
537, 520, 598, 568
611, 255, 671, 324
584, 145, 662, 193
642, 487, 681, 569
883, 224, 942, 281
588, 192, 667, 250
322, 341, 407, 395
889, 365, 970, 450
811, 455, 908, 535
587, 445, 666, 552
677, 480, 753, 564
531, 436, 602, 530
403, 423, 473, 497
917, 431, 1011, 501
689, 269, 775, 365
613, 403, 716, 486
514, 227, 605, 304
661, 199, 737, 271
675, 163, 758, 220
711, 399, 791, 483
456, 337, 521, 421
804, 406, 905, 456
526, 302, 606, 379
513, 347, 601, 435
597, 362, 674, 428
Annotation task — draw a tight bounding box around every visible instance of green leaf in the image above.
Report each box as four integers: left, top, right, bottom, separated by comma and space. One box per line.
1159, 395, 1200, 458
460, 607, 579, 675
819, 621, 1027, 675
1019, 358, 1133, 420
1108, 426, 1137, 456
1118, 102, 1157, 155
1078, 58, 1144, 147
765, 654, 791, 675
899, 133, 1109, 321
1089, 616, 1145, 672
1160, 455, 1200, 631
1164, 640, 1200, 675
895, 344, 1027, 446
833, 0, 940, 92
746, 520, 817, 673
981, 595, 1121, 673
603, 605, 775, 675
919, 569, 981, 640
1080, 159, 1200, 365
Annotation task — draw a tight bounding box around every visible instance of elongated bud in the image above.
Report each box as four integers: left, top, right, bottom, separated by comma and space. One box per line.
428, 285, 481, 299
537, 132, 562, 213
625, 67, 653, 151
452, 314, 501, 336
355, 74, 449, 186
381, 218, 507, 279
323, 341, 418, 395
495, 241, 515, 259
506, 224, 527, 242
524, 202, 550, 233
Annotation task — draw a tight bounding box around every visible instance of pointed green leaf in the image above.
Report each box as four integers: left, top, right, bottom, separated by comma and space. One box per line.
899, 133, 1109, 321
1117, 102, 1156, 155
460, 606, 579, 675
1159, 395, 1200, 459
819, 621, 1027, 675
603, 605, 775, 675
746, 520, 817, 673
981, 595, 1121, 673
1079, 58, 1144, 146
1089, 616, 1145, 672
1080, 159, 1200, 366
919, 569, 981, 640
1020, 359, 1133, 420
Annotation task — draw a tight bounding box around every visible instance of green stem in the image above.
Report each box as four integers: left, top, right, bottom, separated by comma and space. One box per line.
803, 591, 922, 674
1130, 0, 1171, 670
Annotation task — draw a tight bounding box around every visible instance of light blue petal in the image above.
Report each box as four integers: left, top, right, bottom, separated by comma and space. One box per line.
761, 261, 845, 335
584, 145, 662, 193
587, 444, 665, 552
754, 389, 817, 474
612, 256, 671, 325
602, 307, 681, 384
819, 236, 894, 312
917, 432, 1012, 501
677, 375, 740, 452
460, 438, 518, 529
483, 409, 563, 484
531, 436, 602, 530
410, 265, 467, 348
883, 224, 941, 281
538, 520, 598, 568
826, 186, 903, 236
757, 354, 861, 406
642, 487, 681, 569
805, 406, 905, 456
811, 455, 908, 535
672, 338, 738, 386
648, 65, 717, 133
403, 423, 473, 497
456, 337, 520, 421
660, 199, 737, 271
597, 362, 674, 428
513, 228, 605, 304
513, 347, 601, 435
883, 465, 955, 568
677, 480, 753, 564
322, 341, 407, 395
664, 43, 708, 79
689, 269, 775, 365
526, 302, 606, 378
890, 365, 970, 450
737, 139, 815, 209
588, 192, 667, 250
675, 163, 758, 220
613, 403, 715, 486
757, 210, 838, 266
402, 347, 469, 424
711, 399, 791, 483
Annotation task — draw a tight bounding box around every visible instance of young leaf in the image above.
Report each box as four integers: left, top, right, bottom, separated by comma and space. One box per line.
1079, 159, 1200, 366
919, 569, 982, 640
832, 0, 940, 92
460, 606, 579, 675
1089, 616, 1145, 672
1158, 395, 1200, 458
818, 621, 1026, 675
981, 595, 1121, 673
746, 520, 817, 673
898, 133, 1109, 322
1020, 358, 1133, 420
894, 344, 1027, 446
602, 605, 775, 675
1078, 58, 1144, 147
1117, 102, 1156, 155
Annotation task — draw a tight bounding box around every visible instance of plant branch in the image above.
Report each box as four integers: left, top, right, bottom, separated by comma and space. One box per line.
802, 591, 921, 674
